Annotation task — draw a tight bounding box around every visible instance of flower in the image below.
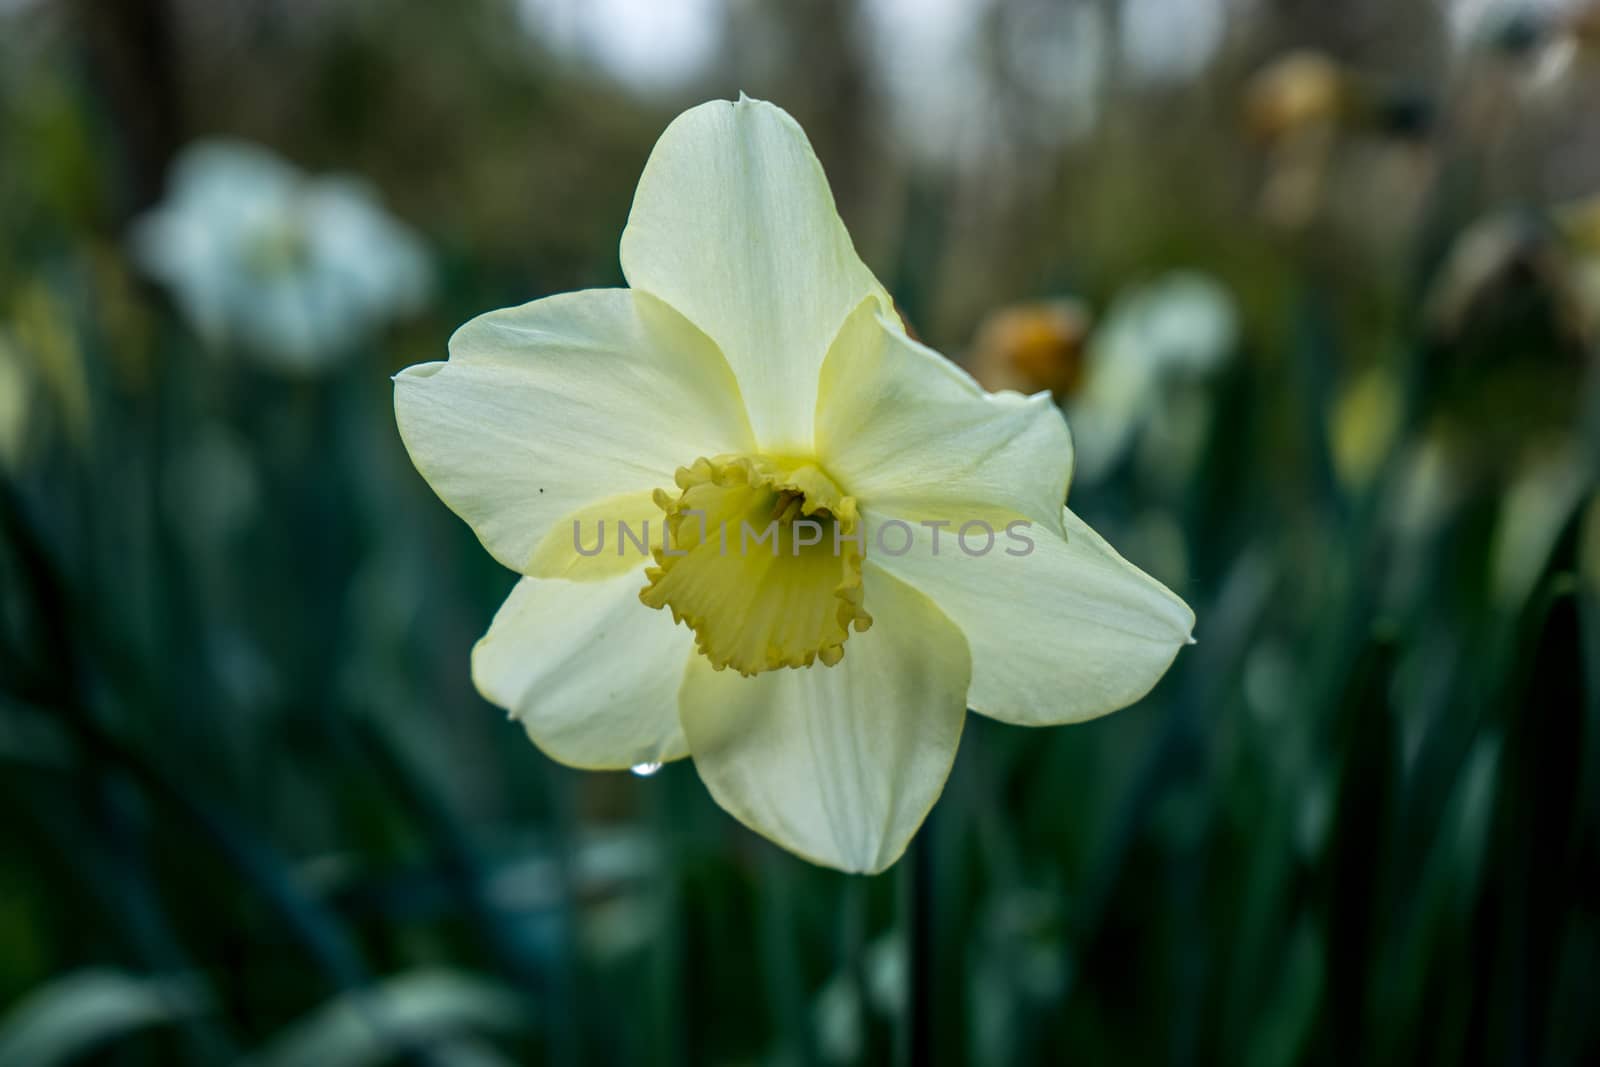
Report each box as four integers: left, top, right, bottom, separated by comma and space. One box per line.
1068, 272, 1238, 484
132, 140, 429, 372
1244, 51, 1345, 146
1331, 365, 1404, 490
1119, 0, 1227, 87
394, 97, 1193, 873
966, 300, 1092, 399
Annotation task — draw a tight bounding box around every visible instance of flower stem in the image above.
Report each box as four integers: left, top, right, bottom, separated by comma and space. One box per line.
900, 816, 935, 1067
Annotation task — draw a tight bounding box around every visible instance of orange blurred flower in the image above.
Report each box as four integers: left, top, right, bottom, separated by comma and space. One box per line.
965, 300, 1091, 398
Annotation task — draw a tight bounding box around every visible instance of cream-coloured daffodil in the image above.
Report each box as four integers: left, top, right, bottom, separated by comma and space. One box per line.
394, 97, 1194, 873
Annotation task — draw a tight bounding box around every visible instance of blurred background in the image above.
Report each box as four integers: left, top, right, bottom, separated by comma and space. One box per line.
1, 0, 1598, 1063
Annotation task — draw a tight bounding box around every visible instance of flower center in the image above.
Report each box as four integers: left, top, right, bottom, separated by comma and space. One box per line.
639, 455, 872, 676
243, 211, 312, 279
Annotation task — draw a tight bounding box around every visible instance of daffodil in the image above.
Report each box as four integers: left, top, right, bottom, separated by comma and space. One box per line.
132, 140, 430, 372
394, 97, 1194, 873
1069, 272, 1238, 483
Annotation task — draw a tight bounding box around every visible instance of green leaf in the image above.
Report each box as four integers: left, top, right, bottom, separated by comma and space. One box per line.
0, 969, 212, 1067
237, 969, 529, 1067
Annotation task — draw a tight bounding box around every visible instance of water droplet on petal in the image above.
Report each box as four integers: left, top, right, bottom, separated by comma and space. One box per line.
631, 761, 662, 777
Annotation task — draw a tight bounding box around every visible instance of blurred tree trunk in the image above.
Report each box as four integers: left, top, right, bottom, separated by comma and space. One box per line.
70, 0, 183, 219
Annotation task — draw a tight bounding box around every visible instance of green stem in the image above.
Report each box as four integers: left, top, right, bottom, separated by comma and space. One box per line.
900, 818, 934, 1067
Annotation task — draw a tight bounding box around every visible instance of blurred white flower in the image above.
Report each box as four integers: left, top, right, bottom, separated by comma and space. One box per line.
996, 1, 1107, 143
1069, 271, 1239, 482
131, 140, 429, 372
1120, 0, 1229, 87
516, 0, 721, 92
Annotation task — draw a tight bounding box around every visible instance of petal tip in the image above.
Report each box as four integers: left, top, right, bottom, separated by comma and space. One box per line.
392, 360, 445, 383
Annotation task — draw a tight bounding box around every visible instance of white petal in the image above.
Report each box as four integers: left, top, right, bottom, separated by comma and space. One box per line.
394, 288, 754, 574
472, 569, 692, 769
815, 299, 1072, 534
865, 506, 1194, 726
620, 96, 892, 454
678, 565, 969, 874
525, 490, 666, 582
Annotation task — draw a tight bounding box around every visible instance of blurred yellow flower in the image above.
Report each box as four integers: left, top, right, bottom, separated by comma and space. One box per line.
1331, 365, 1403, 490
1244, 51, 1345, 146
394, 97, 1192, 873
966, 301, 1091, 399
